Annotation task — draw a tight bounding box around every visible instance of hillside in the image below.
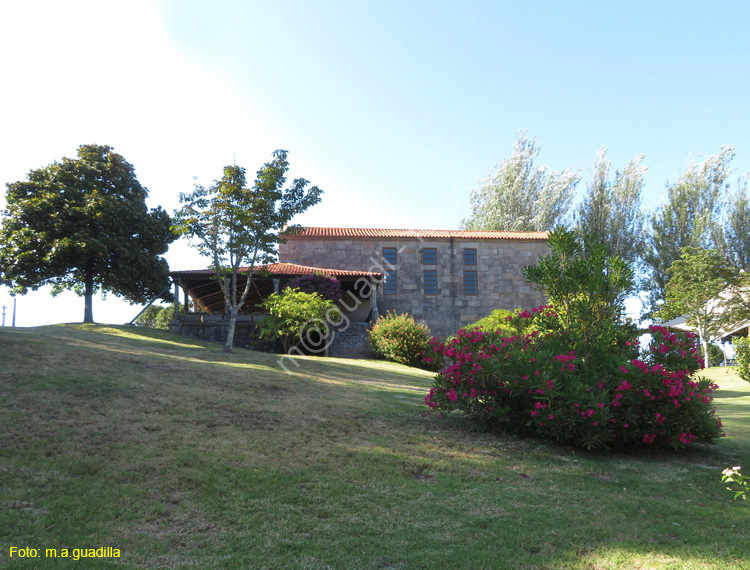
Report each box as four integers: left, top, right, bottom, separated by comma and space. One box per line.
1, 325, 749, 569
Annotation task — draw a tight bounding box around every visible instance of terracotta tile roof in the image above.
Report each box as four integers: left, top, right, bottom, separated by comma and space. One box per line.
170, 262, 381, 279
284, 227, 549, 240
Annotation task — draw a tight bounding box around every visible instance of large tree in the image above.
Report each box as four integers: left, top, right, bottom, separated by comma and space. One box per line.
574, 149, 647, 266
0, 144, 176, 323
644, 146, 734, 308
173, 150, 322, 352
656, 247, 750, 368
461, 132, 580, 231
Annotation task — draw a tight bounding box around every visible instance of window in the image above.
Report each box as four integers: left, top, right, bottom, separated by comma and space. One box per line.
383, 247, 397, 267
463, 248, 477, 265
384, 270, 397, 295
464, 270, 478, 295
424, 270, 438, 295
422, 248, 437, 265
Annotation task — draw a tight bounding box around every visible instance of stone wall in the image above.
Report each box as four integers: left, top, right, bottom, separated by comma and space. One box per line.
168, 315, 278, 351
280, 235, 549, 338
169, 314, 372, 358
329, 322, 373, 358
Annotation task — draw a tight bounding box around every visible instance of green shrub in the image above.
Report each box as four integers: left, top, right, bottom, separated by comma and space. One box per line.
369, 312, 432, 368
134, 305, 163, 328
259, 288, 341, 353
733, 336, 750, 382
134, 305, 183, 330
706, 342, 724, 367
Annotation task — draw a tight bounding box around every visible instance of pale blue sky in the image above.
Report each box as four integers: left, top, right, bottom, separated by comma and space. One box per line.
1, 0, 749, 325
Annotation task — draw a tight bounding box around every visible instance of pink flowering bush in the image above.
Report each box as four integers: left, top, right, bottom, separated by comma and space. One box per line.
424, 229, 723, 451
425, 316, 722, 450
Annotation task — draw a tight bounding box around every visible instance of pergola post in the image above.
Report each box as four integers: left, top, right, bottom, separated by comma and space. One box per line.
173, 279, 181, 322
273, 278, 280, 294
370, 279, 379, 322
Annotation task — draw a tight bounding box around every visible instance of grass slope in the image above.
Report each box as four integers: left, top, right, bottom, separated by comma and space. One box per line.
1, 325, 749, 569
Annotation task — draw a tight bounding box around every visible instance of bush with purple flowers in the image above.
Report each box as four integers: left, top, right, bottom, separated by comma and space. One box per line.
285, 273, 342, 302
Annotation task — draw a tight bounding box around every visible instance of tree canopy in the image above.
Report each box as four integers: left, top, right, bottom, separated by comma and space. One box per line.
724, 174, 750, 270
644, 146, 733, 308
0, 144, 176, 323
173, 150, 322, 352
522, 227, 635, 365
461, 132, 580, 231
656, 246, 750, 367
575, 149, 647, 267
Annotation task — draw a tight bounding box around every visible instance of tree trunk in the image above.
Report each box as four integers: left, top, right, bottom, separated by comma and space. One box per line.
701, 335, 710, 369
224, 309, 238, 352
83, 272, 95, 323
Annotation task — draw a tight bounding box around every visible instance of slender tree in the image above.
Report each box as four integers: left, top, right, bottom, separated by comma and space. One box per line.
0, 144, 176, 323
575, 149, 647, 266
462, 132, 580, 231
644, 146, 734, 308
724, 174, 750, 270
173, 150, 322, 352
656, 247, 750, 367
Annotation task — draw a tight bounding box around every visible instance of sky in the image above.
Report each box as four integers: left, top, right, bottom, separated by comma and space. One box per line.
1, 0, 749, 327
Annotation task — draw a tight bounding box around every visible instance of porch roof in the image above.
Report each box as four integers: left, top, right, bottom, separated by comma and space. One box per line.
169, 262, 381, 315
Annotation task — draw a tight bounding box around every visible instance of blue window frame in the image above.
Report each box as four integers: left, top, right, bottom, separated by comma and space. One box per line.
384, 270, 397, 295
464, 270, 478, 295
463, 248, 477, 265
424, 270, 438, 295
422, 248, 437, 265
383, 247, 397, 267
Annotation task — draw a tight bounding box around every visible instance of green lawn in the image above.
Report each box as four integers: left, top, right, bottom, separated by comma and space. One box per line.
1, 325, 749, 569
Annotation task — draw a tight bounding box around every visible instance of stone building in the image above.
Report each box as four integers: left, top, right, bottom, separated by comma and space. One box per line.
279, 227, 549, 338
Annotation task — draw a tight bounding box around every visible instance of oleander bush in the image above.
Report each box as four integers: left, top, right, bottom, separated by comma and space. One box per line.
369, 312, 433, 368
464, 308, 539, 338
424, 228, 723, 450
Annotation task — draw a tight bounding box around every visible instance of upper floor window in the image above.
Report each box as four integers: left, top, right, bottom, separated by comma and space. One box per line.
424, 270, 438, 295
463, 248, 477, 265
383, 247, 397, 267
422, 248, 437, 265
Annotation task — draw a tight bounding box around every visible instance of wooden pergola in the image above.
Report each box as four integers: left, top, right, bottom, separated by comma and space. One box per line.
169, 262, 383, 319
